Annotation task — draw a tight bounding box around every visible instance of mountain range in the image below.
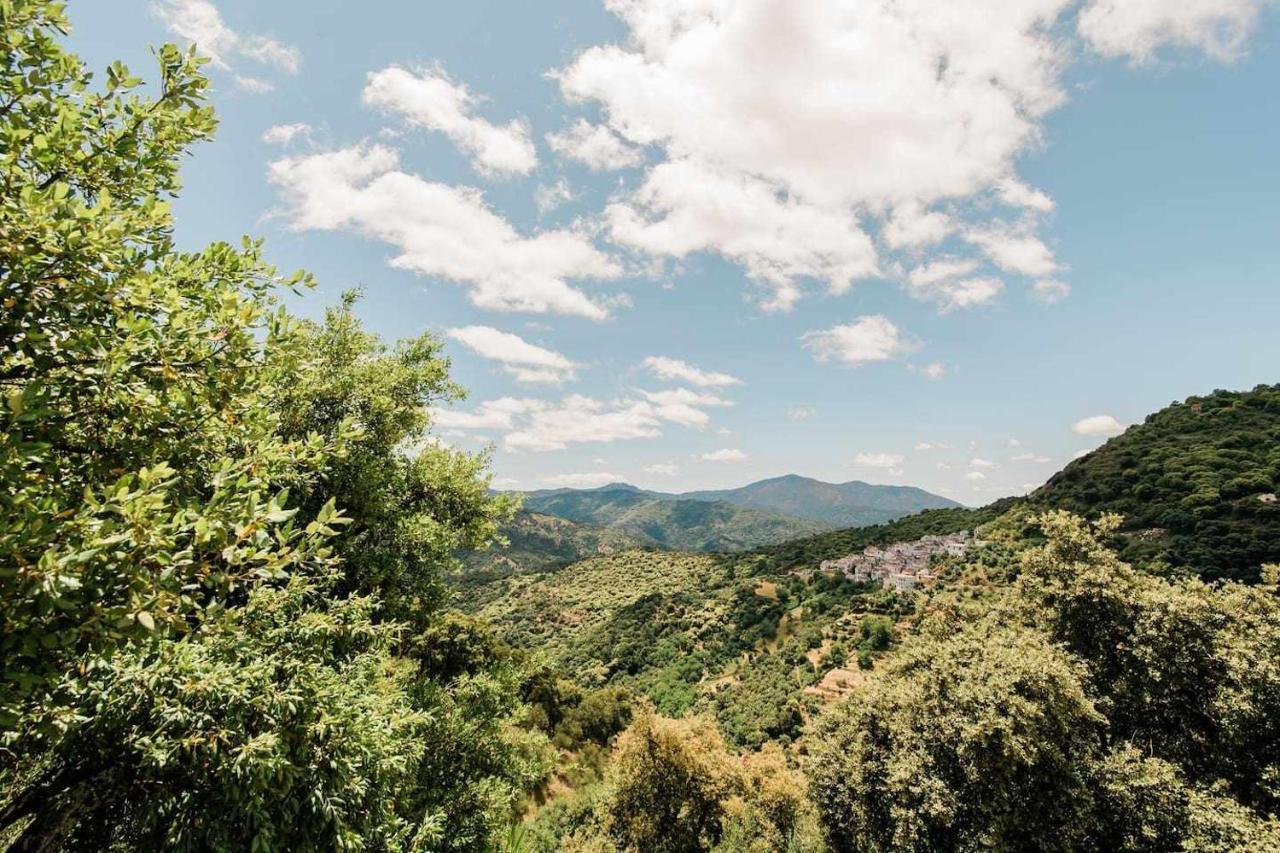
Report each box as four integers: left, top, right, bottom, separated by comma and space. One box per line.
461, 476, 960, 577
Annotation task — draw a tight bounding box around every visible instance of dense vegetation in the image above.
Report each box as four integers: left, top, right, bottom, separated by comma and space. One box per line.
1033, 384, 1280, 581
518, 487, 830, 552
4, 5, 1280, 850
681, 474, 960, 527
458, 510, 654, 583
0, 7, 537, 849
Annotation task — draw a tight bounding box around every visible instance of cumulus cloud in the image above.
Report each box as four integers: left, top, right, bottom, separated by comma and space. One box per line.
963, 221, 1060, 278
1013, 452, 1053, 463
429, 397, 543, 431
1030, 279, 1071, 304
801, 316, 919, 367
262, 122, 312, 145
446, 325, 579, 384
606, 158, 878, 311
970, 457, 999, 469
640, 388, 732, 428
645, 461, 681, 476
535, 179, 576, 213
906, 259, 1004, 311
855, 452, 905, 469
1079, 0, 1269, 64
911, 362, 950, 381
543, 471, 627, 488
362, 66, 537, 176
435, 388, 730, 453
965, 470, 988, 481
642, 356, 742, 388
153, 0, 299, 90
701, 448, 748, 462
547, 119, 644, 170
787, 406, 817, 422
1072, 414, 1126, 437
267, 144, 621, 318
555, 0, 1075, 307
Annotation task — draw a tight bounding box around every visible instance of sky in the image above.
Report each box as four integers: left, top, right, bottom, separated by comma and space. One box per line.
66, 0, 1280, 502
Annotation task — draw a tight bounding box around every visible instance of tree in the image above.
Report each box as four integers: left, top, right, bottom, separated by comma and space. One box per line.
0, 4, 537, 849
809, 621, 1105, 852
604, 710, 742, 852
0, 0, 344, 735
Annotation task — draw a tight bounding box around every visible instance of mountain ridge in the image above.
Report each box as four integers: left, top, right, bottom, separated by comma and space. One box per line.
508, 474, 961, 528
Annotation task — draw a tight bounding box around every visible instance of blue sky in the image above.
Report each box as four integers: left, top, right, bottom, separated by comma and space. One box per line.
67, 1, 1279, 502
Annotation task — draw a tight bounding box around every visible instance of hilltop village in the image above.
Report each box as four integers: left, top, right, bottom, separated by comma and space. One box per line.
815, 531, 974, 591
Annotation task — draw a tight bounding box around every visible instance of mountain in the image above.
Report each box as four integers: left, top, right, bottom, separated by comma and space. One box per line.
458, 510, 655, 583
1031, 383, 1280, 581
516, 475, 958, 528
517, 486, 829, 552
681, 474, 962, 526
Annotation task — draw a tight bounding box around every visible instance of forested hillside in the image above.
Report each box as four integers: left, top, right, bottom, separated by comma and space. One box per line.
518, 486, 830, 551
681, 474, 961, 527
1033, 384, 1280, 581
458, 510, 655, 582
4, 6, 1279, 851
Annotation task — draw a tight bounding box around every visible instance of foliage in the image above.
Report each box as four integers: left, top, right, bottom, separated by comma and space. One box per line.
0, 0, 346, 734
808, 513, 1280, 851
810, 620, 1104, 852
458, 510, 652, 584
520, 488, 830, 553
0, 6, 534, 850
1033, 384, 1280, 581
3, 580, 427, 851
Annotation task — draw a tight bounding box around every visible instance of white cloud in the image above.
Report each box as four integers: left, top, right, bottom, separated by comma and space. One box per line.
445, 325, 579, 385
916, 441, 954, 451
430, 397, 543, 431
701, 448, 748, 462
645, 461, 681, 476
855, 452, 905, 469
606, 158, 879, 311
262, 123, 312, 145
1030, 279, 1071, 304
504, 396, 661, 451
267, 144, 621, 319
435, 389, 729, 453
906, 259, 1005, 311
640, 388, 731, 428
788, 406, 817, 422
642, 356, 742, 388
362, 66, 537, 176
802, 316, 919, 367
234, 75, 275, 94
910, 362, 950, 381
965, 471, 988, 482
970, 457, 999, 469
1013, 452, 1053, 463
964, 221, 1059, 278
555, 0, 1079, 307
1072, 414, 1126, 437
535, 179, 576, 213
1073, 448, 1092, 460
153, 1, 300, 89
543, 471, 628, 488
995, 178, 1055, 212
547, 119, 644, 170
882, 202, 955, 250
1079, 0, 1269, 64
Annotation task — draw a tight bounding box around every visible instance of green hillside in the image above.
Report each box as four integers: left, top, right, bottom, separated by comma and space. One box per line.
1033, 384, 1280, 581
518, 487, 830, 552
682, 474, 962, 527
458, 510, 656, 583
